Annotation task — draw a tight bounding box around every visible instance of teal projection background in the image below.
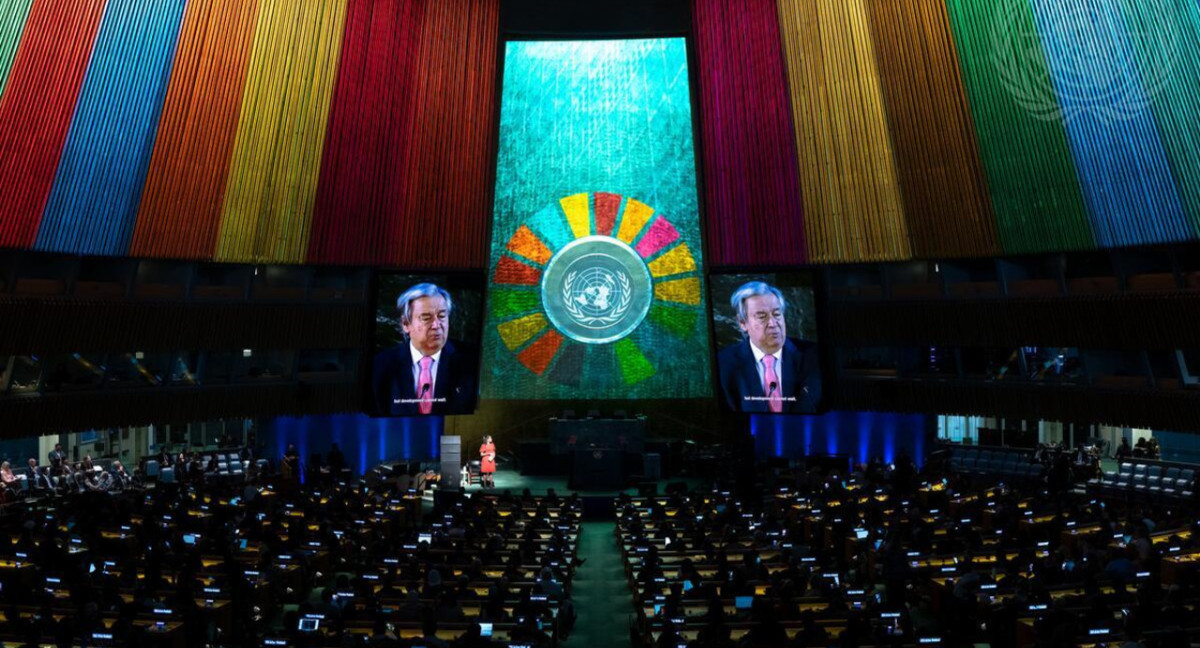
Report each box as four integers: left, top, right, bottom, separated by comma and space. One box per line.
483, 39, 711, 400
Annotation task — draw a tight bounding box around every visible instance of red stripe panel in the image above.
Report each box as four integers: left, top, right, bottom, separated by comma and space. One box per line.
493, 255, 541, 286
308, 0, 499, 268
691, 0, 807, 266
0, 0, 107, 248
388, 0, 499, 268
517, 330, 564, 376
307, 0, 424, 265
595, 192, 620, 237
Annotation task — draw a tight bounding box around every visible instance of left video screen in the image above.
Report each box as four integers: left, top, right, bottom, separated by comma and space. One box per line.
367, 272, 485, 417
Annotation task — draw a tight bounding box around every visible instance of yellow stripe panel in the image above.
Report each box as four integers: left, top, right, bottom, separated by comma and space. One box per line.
777, 0, 911, 262
654, 277, 701, 306
560, 193, 591, 240
616, 198, 654, 244
498, 313, 548, 351
215, 0, 347, 263
647, 243, 696, 278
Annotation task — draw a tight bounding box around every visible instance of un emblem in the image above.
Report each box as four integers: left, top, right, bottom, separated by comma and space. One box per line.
542, 236, 652, 344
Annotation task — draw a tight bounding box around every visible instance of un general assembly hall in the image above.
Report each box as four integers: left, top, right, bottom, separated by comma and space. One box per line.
0, 0, 1199, 646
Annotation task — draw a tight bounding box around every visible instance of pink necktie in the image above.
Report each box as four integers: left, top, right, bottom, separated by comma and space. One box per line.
418, 356, 434, 415
763, 355, 782, 413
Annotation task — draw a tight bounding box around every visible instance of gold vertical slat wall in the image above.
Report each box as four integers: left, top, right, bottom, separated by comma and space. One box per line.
777, 0, 911, 263
214, 0, 347, 263
863, 0, 999, 259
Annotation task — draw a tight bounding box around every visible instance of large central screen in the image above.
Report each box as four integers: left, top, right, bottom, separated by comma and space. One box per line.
482, 38, 711, 400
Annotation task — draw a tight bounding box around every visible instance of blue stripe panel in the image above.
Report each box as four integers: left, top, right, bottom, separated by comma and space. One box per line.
34, 0, 186, 255
1120, 0, 1200, 233
264, 414, 443, 475
1030, 0, 1192, 247
750, 411, 928, 467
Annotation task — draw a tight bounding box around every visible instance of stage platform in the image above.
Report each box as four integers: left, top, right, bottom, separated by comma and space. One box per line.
447, 469, 704, 520
459, 468, 702, 498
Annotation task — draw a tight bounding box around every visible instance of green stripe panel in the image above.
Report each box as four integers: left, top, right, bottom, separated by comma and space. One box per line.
0, 0, 33, 96
944, 0, 1094, 254
648, 302, 699, 339
1121, 0, 1200, 233
490, 287, 542, 319
615, 338, 655, 385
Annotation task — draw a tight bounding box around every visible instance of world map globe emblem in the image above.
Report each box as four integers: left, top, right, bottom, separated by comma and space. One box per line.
565, 267, 629, 325
542, 235, 652, 344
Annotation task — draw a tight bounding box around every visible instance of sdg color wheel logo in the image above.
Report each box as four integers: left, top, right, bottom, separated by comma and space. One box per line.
491, 192, 702, 385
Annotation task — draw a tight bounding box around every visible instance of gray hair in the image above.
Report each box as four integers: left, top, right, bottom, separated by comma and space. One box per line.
730, 281, 786, 322
396, 283, 453, 329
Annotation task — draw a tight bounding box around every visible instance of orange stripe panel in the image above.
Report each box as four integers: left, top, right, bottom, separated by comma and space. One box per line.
131, 0, 260, 259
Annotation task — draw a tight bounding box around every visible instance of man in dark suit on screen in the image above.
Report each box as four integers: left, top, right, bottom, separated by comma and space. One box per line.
373, 283, 478, 416
718, 281, 822, 413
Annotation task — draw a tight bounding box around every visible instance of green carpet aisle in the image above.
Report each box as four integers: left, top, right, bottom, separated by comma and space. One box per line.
566, 521, 635, 647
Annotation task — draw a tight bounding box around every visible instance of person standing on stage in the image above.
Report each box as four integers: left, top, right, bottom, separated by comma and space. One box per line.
480, 435, 496, 489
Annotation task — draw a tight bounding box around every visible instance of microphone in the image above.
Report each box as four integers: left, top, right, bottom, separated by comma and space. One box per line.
768, 381, 778, 396
419, 383, 431, 397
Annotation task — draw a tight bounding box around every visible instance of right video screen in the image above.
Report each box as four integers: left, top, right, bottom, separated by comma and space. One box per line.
710, 271, 825, 414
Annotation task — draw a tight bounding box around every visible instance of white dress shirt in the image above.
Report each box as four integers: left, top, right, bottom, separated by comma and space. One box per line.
409, 343, 443, 397
749, 342, 783, 395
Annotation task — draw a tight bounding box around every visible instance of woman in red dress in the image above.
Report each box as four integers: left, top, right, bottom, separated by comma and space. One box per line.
479, 435, 496, 489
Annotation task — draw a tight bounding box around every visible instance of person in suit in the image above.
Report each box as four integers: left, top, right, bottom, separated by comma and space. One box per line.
25, 458, 51, 492
48, 443, 67, 476
110, 460, 132, 490
717, 281, 822, 413
372, 283, 478, 416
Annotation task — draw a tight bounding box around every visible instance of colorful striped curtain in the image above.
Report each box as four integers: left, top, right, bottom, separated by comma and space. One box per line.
0, 0, 107, 249
3, 0, 1200, 265
34, 0, 188, 255
131, 0, 261, 259
1121, 0, 1200, 235
1031, 0, 1191, 247
943, 0, 1094, 254
308, 0, 499, 268
213, 0, 347, 263
777, 0, 912, 263
691, 0, 807, 267
306, 0, 426, 266
0, 0, 32, 96
385, 0, 498, 269
863, 0, 999, 259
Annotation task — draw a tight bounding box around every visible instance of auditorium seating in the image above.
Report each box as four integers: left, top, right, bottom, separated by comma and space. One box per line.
1091, 459, 1196, 501
616, 461, 1200, 648
944, 445, 1043, 480
0, 478, 579, 647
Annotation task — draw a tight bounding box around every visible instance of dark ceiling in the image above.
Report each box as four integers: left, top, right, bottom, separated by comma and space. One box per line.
501, 0, 691, 38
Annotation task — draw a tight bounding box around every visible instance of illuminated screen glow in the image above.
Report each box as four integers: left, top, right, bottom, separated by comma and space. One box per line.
711, 272, 824, 414
368, 273, 484, 416
483, 38, 711, 399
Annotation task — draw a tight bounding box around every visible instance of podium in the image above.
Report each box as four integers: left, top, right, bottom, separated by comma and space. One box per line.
549, 416, 646, 455
569, 447, 624, 490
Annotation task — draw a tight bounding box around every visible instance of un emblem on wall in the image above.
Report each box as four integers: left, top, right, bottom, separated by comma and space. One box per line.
542, 235, 652, 344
